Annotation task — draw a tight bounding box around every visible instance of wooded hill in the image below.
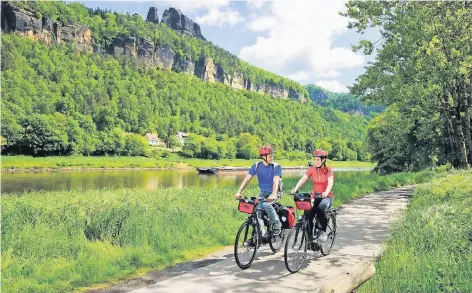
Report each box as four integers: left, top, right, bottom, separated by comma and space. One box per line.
1, 0, 372, 161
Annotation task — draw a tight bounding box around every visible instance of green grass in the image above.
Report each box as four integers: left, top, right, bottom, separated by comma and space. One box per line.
180, 158, 374, 168
0, 155, 375, 170
0, 155, 178, 170
1, 169, 438, 293
359, 170, 472, 293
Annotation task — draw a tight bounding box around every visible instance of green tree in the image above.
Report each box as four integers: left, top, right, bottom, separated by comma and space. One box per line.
236, 133, 261, 159
342, 1, 472, 170
21, 113, 69, 156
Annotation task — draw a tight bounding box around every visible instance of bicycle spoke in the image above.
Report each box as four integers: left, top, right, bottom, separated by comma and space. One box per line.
320, 214, 337, 256
284, 226, 307, 273
234, 221, 258, 269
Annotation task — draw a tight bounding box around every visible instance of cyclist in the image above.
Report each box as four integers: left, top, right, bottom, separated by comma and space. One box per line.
290, 149, 334, 241
234, 145, 283, 236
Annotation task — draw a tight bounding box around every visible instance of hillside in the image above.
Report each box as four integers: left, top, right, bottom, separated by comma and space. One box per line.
1, 1, 308, 101
1, 0, 371, 161
305, 84, 385, 116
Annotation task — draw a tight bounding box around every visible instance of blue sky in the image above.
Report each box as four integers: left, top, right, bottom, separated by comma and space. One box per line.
74, 0, 378, 93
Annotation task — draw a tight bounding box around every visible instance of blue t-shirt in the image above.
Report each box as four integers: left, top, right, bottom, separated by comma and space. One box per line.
248, 161, 282, 193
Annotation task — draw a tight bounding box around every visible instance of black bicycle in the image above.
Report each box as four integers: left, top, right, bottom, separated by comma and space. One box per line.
284, 192, 337, 273
234, 196, 286, 270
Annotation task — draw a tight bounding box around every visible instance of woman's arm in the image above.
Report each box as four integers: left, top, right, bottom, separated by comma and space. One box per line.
291, 174, 309, 193
323, 175, 334, 197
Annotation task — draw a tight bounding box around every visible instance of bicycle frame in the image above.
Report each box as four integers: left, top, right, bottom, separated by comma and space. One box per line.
239, 197, 275, 247
292, 192, 326, 250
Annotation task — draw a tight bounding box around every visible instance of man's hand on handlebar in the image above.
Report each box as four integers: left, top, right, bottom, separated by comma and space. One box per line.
267, 193, 278, 202
234, 192, 242, 200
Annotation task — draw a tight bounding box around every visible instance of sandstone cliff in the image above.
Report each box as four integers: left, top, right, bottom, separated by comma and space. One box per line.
1, 2, 306, 101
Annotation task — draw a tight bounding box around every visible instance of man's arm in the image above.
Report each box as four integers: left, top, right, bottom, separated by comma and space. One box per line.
235, 174, 253, 199
269, 164, 282, 201
268, 176, 280, 201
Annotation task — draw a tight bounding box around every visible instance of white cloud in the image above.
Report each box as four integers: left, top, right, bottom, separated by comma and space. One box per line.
288, 71, 310, 82
315, 70, 341, 78
247, 0, 270, 10
239, 0, 365, 85
196, 8, 244, 27
314, 80, 349, 93
247, 16, 277, 32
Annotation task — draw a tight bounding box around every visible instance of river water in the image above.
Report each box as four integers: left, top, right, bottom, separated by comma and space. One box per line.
1, 168, 371, 194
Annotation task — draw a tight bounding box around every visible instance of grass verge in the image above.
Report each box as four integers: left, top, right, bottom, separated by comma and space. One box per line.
358, 170, 472, 293
1, 170, 439, 292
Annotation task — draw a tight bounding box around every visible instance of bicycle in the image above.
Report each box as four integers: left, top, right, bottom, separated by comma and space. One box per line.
234, 196, 287, 270
284, 192, 337, 273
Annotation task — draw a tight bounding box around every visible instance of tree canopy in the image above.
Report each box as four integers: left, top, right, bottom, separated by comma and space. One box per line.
342, 1, 472, 172
1, 35, 369, 160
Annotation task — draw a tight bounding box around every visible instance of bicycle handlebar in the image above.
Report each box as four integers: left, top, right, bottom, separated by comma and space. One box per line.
290, 191, 323, 198
237, 196, 279, 203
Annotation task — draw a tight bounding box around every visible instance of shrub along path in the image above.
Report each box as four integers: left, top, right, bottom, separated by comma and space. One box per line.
91, 186, 414, 293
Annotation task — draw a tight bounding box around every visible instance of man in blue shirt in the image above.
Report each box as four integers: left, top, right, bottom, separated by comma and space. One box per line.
234, 145, 282, 236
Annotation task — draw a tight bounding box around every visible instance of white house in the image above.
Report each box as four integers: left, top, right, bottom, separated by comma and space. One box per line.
175, 131, 188, 145
145, 133, 163, 146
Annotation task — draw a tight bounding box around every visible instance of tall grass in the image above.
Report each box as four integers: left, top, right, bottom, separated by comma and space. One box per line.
359, 171, 472, 293
1, 169, 439, 292
1, 155, 374, 170
0, 155, 177, 170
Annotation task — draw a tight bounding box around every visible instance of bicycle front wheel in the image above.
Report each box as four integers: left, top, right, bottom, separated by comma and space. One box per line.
320, 213, 337, 256
284, 225, 308, 273
234, 220, 258, 269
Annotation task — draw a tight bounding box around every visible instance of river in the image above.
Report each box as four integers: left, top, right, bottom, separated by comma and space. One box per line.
1, 168, 371, 194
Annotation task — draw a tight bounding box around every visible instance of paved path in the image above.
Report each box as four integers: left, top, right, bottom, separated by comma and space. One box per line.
92, 186, 414, 293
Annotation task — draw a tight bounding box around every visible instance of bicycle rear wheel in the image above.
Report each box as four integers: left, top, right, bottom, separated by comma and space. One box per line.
320, 213, 337, 256
268, 229, 285, 253
284, 225, 308, 273
234, 221, 258, 269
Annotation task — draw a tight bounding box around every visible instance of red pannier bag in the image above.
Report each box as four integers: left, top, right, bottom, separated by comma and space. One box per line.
294, 193, 313, 211
287, 206, 296, 228
238, 198, 257, 214
278, 206, 296, 229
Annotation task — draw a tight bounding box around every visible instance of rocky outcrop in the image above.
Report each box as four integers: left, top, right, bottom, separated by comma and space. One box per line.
155, 46, 175, 70
216, 65, 231, 86
289, 88, 305, 101
110, 38, 305, 100
137, 37, 154, 66
59, 24, 93, 53
161, 8, 206, 41
1, 1, 92, 53
195, 57, 217, 82
110, 37, 136, 58
146, 7, 159, 24
1, 2, 306, 101
173, 55, 195, 74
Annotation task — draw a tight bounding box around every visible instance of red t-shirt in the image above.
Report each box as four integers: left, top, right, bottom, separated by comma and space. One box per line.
306, 166, 334, 198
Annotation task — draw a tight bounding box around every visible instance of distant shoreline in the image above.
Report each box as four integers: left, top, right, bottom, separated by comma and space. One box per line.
1, 155, 375, 173
2, 166, 374, 173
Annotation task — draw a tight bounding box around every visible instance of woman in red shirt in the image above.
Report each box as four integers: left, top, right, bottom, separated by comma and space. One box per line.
291, 149, 334, 242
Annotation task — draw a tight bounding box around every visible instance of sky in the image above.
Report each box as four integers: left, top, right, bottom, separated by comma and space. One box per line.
73, 0, 379, 93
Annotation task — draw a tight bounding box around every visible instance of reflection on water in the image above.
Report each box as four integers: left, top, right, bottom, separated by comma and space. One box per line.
1, 168, 371, 194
